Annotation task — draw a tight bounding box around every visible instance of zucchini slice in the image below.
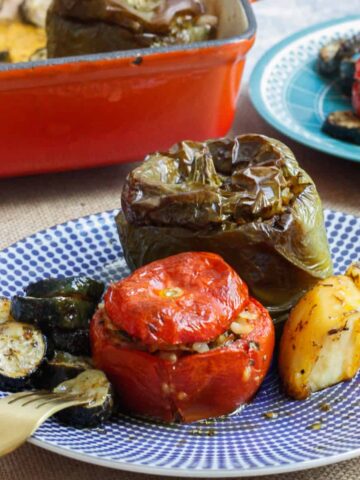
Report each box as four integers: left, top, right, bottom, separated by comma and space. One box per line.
51, 328, 91, 356
339, 54, 360, 96
25, 276, 104, 303
318, 39, 342, 76
35, 351, 92, 390
0, 322, 48, 391
338, 33, 360, 61
319, 35, 360, 78
53, 370, 114, 428
322, 110, 360, 145
11, 296, 96, 330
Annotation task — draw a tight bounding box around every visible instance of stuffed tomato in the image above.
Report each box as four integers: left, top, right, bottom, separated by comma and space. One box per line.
91, 252, 274, 422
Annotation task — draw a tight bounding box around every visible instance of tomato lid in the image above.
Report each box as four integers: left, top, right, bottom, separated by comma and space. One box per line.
105, 252, 248, 346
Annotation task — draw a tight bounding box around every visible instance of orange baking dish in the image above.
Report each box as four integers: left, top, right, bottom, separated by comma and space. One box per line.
0, 0, 256, 177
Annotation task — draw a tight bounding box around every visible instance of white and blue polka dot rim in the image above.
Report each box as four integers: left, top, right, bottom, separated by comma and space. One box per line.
0, 209, 359, 477
249, 16, 360, 163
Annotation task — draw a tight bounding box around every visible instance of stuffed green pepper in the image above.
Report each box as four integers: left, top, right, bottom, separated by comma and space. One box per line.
117, 134, 333, 317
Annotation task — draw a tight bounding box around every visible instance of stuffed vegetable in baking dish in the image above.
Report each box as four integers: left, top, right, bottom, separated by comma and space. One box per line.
47, 0, 218, 58
117, 134, 333, 316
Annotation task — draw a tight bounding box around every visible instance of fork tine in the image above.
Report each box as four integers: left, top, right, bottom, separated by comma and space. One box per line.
20, 393, 62, 407
6, 391, 48, 405
3, 391, 89, 408
0, 391, 91, 457
20, 392, 80, 407
35, 394, 83, 409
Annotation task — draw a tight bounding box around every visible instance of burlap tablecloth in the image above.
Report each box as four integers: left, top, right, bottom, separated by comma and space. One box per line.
1, 0, 360, 478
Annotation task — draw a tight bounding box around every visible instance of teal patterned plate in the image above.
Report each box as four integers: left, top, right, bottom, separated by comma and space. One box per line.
250, 16, 360, 162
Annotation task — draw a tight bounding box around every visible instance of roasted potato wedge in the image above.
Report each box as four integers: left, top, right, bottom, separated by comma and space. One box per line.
279, 265, 360, 400
0, 297, 12, 324
347, 262, 360, 288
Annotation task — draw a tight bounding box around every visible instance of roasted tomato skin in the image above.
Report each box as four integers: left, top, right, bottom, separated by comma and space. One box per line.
353, 84, 360, 117
104, 252, 248, 347
91, 298, 274, 423
353, 60, 360, 116
91, 312, 175, 421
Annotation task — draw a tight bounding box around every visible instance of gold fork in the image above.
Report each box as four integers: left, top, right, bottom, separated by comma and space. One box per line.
0, 391, 91, 456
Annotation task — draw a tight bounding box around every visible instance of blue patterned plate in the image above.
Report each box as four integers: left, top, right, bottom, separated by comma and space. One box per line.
250, 16, 360, 162
0, 210, 360, 476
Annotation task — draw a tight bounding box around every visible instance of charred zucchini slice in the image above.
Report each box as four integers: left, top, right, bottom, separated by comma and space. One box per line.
25, 277, 104, 303
11, 296, 96, 331
339, 54, 360, 96
0, 322, 47, 391
51, 328, 91, 356
318, 39, 342, 76
318, 34, 360, 78
322, 110, 360, 145
338, 33, 360, 62
36, 351, 92, 390
53, 370, 114, 428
